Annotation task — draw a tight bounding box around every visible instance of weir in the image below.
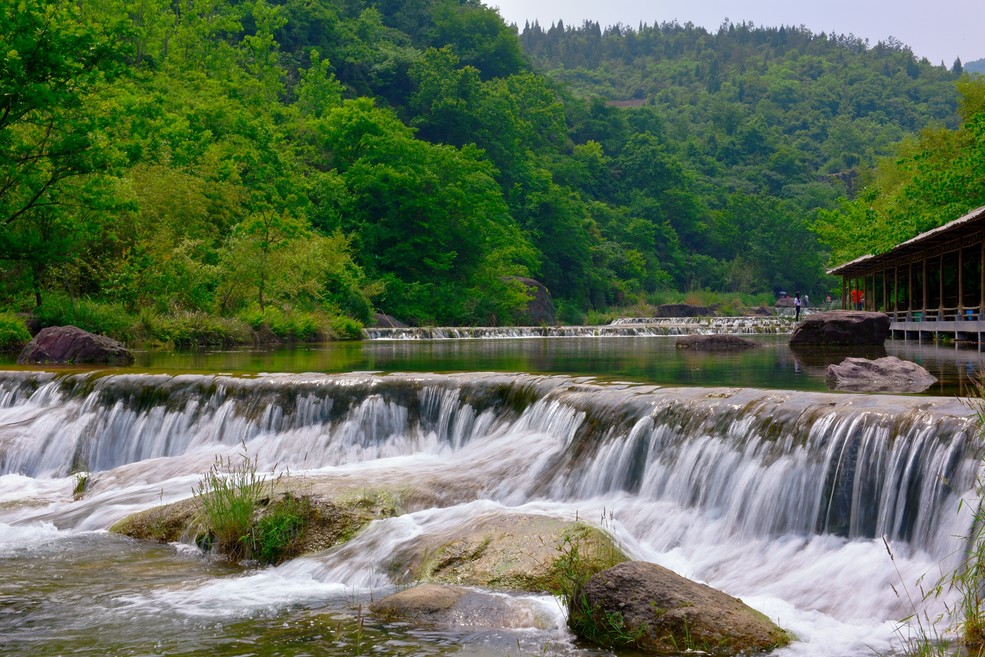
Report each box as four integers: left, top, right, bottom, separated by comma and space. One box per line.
363, 316, 792, 339
0, 370, 975, 555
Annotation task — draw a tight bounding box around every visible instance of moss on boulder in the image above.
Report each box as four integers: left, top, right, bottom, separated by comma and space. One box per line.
388, 513, 627, 593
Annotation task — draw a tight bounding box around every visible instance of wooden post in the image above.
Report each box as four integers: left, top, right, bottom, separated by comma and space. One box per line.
939, 255, 944, 319
923, 257, 928, 315
882, 268, 888, 312
894, 266, 899, 317
959, 248, 964, 317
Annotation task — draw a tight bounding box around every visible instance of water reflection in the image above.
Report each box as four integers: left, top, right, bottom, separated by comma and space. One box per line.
2, 334, 982, 395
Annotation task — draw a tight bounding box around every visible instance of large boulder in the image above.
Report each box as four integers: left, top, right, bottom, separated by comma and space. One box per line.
370, 584, 552, 629
788, 311, 890, 346
371, 313, 409, 328
509, 277, 556, 326
570, 561, 790, 655
826, 356, 938, 393
675, 335, 758, 351
388, 514, 626, 593
654, 303, 713, 318
17, 325, 134, 365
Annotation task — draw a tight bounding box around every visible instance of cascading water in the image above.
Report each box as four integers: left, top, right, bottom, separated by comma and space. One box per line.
362, 316, 792, 339
0, 368, 979, 656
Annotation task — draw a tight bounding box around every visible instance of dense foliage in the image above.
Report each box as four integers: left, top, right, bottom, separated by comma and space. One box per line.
0, 1, 972, 337
519, 19, 964, 290
814, 76, 985, 265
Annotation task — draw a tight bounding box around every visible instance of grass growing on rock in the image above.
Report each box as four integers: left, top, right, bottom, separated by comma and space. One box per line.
111, 463, 406, 566
551, 521, 636, 647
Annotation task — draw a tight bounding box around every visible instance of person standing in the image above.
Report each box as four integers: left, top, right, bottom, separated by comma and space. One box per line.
794, 291, 802, 321
850, 288, 863, 310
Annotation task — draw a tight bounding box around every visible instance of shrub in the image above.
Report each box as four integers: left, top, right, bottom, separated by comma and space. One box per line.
140, 311, 252, 347
251, 493, 313, 564
194, 454, 270, 562
240, 307, 327, 342
329, 315, 364, 340
35, 295, 136, 342
0, 312, 30, 350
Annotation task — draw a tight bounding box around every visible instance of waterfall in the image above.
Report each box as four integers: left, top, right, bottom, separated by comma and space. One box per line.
0, 371, 975, 553
363, 316, 792, 339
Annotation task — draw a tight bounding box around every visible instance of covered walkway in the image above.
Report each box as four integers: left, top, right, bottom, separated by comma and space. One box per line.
828, 206, 985, 342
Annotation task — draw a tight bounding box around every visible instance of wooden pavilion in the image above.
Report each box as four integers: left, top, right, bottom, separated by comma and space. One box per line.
827, 205, 985, 341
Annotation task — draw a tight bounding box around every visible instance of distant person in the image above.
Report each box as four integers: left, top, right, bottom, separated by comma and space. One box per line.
794, 291, 802, 321
850, 288, 863, 310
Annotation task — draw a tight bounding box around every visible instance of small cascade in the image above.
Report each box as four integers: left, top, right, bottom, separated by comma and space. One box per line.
363, 316, 792, 339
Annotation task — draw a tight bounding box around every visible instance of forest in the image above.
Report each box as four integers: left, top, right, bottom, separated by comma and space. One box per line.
0, 0, 982, 345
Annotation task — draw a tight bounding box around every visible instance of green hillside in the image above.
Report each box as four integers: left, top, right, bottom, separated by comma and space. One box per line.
0, 1, 975, 342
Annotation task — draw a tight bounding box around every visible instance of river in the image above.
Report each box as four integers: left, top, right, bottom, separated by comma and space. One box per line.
0, 334, 982, 656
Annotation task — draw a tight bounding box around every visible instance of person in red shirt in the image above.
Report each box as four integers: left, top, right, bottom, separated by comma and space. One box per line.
850, 288, 863, 310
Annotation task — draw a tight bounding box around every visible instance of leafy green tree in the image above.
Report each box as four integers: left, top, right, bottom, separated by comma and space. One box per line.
318, 98, 536, 323
428, 0, 526, 80
0, 1, 130, 305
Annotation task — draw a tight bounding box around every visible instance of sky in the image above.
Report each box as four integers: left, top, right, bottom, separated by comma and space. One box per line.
489, 0, 985, 67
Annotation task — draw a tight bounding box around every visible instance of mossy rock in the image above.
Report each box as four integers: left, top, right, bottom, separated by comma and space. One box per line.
570, 561, 792, 655
389, 514, 627, 593
110, 486, 405, 564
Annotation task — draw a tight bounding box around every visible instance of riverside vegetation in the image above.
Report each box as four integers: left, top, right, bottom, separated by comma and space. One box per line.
2, 0, 984, 345
889, 379, 985, 657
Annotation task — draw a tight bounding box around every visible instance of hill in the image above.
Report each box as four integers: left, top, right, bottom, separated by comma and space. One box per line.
966, 58, 985, 74
0, 1, 971, 338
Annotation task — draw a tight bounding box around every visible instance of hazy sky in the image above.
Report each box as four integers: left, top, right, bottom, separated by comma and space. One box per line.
489, 0, 985, 66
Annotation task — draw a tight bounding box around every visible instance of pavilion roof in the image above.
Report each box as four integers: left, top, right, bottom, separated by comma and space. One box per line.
827, 205, 985, 277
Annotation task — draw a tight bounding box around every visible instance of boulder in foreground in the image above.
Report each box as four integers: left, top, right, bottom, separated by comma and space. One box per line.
676, 335, 758, 351
789, 311, 890, 346
18, 325, 134, 365
826, 356, 937, 393
569, 561, 790, 655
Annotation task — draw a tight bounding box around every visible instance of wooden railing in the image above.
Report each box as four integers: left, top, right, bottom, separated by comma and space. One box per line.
885, 308, 982, 322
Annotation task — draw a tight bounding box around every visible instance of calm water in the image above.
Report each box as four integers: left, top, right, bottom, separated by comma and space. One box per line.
3, 334, 981, 395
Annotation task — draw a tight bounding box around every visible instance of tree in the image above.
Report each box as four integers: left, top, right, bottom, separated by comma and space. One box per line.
317, 98, 536, 323
0, 0, 130, 305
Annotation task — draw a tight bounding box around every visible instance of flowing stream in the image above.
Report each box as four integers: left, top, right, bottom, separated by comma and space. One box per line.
0, 367, 980, 656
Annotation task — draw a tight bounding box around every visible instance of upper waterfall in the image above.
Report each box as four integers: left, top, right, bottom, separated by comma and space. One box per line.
363, 316, 793, 339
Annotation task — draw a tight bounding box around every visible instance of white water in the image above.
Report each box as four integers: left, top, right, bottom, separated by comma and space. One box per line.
363, 316, 793, 339
0, 370, 979, 656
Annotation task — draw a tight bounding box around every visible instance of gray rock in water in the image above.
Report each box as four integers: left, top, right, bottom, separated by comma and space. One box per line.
675, 335, 758, 351
17, 325, 134, 366
370, 584, 551, 629
825, 356, 938, 393
789, 311, 890, 346
569, 561, 791, 654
